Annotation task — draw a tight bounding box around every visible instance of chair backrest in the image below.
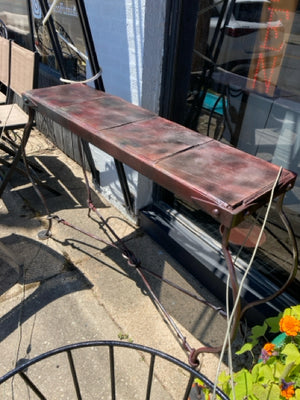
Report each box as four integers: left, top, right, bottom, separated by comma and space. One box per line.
10, 41, 39, 97
0, 36, 10, 87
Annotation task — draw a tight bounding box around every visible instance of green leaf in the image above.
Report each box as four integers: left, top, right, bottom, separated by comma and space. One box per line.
295, 388, 300, 400
248, 395, 260, 400
251, 363, 261, 382
253, 382, 280, 400
252, 363, 273, 384
295, 335, 300, 347
290, 305, 300, 320
233, 369, 253, 399
271, 361, 285, 381
265, 314, 282, 333
250, 323, 268, 340
236, 341, 257, 355
283, 308, 293, 317
280, 362, 296, 381
281, 343, 300, 365
291, 364, 300, 386
217, 370, 233, 397
217, 371, 231, 386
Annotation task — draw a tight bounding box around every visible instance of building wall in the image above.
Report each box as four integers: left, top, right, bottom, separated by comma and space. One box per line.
84, 0, 167, 216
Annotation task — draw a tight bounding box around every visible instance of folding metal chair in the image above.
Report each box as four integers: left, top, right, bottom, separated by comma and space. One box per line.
0, 39, 39, 196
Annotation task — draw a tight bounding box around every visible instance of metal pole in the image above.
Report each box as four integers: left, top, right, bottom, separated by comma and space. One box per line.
74, 0, 105, 91
26, 0, 35, 51
38, 0, 68, 79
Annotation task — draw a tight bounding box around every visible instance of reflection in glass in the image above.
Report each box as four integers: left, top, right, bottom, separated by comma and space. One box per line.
184, 0, 300, 292
0, 0, 31, 48
32, 0, 87, 81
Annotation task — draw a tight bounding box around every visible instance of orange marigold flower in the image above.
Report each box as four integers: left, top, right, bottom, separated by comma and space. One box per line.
280, 384, 295, 399
263, 342, 275, 355
279, 315, 300, 336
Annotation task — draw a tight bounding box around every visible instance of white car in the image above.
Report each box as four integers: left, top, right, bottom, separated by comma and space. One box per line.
208, 0, 284, 76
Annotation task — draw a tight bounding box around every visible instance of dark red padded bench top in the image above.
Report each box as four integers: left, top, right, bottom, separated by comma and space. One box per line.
23, 83, 297, 228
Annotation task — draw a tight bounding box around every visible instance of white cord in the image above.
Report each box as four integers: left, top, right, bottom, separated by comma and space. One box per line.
226, 273, 236, 400
212, 166, 283, 400
56, 31, 88, 61
222, 212, 262, 399
42, 0, 60, 25
60, 69, 102, 85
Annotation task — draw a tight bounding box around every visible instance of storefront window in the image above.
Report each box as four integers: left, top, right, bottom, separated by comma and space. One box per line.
177, 0, 300, 296
31, 0, 87, 81
0, 0, 32, 48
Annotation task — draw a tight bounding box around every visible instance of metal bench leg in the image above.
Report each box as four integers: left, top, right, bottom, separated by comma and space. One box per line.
240, 193, 299, 318
189, 225, 241, 365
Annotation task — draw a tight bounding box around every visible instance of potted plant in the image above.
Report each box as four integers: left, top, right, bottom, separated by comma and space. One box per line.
196, 305, 300, 399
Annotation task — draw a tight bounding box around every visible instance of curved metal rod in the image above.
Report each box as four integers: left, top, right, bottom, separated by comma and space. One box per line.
240, 193, 299, 318
0, 340, 229, 400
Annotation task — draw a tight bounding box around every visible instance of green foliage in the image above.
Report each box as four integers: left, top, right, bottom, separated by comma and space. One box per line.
284, 305, 300, 320
236, 341, 257, 355
265, 314, 282, 333
199, 306, 300, 399
251, 322, 268, 338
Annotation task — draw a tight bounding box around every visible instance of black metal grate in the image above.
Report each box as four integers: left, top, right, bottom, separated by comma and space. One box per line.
0, 341, 229, 399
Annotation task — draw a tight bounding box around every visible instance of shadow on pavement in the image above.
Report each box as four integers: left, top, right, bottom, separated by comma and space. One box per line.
0, 233, 92, 343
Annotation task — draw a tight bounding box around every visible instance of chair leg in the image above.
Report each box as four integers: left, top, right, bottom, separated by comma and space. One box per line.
0, 134, 44, 173
0, 109, 34, 197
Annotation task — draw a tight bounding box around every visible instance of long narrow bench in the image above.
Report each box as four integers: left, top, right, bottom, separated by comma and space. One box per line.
10, 82, 298, 361
23, 83, 296, 227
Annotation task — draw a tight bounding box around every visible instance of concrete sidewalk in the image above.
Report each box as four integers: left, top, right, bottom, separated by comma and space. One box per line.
0, 128, 233, 398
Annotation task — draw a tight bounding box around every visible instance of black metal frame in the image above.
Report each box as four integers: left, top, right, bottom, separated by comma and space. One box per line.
0, 341, 229, 400
73, 0, 104, 92
26, 0, 35, 51
160, 0, 199, 124
38, 0, 68, 79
